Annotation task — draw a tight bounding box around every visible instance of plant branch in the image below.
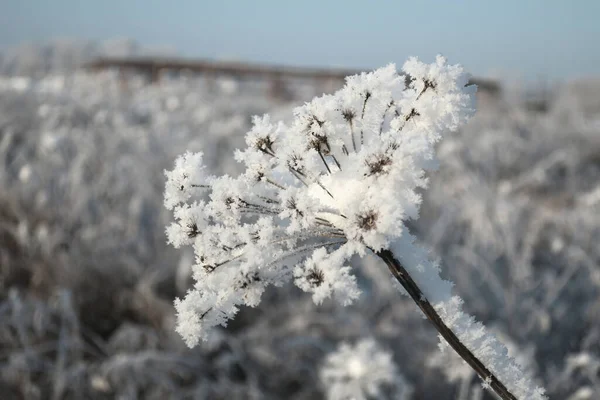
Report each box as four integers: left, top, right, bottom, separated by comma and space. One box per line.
376, 249, 517, 400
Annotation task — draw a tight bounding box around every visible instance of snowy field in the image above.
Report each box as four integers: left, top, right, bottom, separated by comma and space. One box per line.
1, 56, 600, 399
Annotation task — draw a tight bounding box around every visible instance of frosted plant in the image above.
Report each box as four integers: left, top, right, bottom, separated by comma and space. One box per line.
320, 338, 411, 400
165, 56, 546, 399
428, 328, 538, 400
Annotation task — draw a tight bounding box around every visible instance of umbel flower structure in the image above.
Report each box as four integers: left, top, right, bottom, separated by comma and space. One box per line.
165, 56, 547, 400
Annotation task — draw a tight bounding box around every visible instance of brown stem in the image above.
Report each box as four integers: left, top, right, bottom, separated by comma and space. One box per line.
376, 249, 517, 400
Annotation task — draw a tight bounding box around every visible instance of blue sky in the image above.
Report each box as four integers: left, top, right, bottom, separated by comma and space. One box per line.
1, 0, 598, 81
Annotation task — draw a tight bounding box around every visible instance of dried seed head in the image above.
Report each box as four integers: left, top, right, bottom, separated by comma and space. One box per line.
165, 58, 483, 354
357, 211, 378, 231
287, 153, 304, 171
423, 78, 436, 91
306, 268, 325, 287
254, 170, 265, 182
304, 114, 325, 137
186, 222, 200, 238
417, 78, 437, 100
342, 109, 356, 122
255, 135, 275, 155
309, 114, 325, 128
365, 153, 393, 176
239, 272, 261, 289
286, 197, 304, 217
225, 197, 236, 209
310, 135, 331, 154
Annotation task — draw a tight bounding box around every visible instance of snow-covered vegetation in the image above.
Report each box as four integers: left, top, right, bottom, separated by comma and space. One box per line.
1, 45, 599, 399
0, 38, 176, 77
164, 56, 545, 400
320, 338, 412, 400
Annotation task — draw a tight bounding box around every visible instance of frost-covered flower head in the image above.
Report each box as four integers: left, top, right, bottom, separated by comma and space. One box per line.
164, 56, 475, 346
320, 338, 412, 400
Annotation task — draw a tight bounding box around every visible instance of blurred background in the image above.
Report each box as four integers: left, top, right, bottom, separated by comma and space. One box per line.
1, 1, 599, 399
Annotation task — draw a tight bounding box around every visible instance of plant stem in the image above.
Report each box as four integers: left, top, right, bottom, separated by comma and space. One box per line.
376, 249, 517, 400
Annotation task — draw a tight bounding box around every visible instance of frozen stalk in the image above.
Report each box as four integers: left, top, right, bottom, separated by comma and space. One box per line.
164, 56, 547, 400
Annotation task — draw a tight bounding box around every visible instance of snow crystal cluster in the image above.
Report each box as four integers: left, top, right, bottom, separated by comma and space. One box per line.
165, 56, 547, 399
320, 338, 411, 400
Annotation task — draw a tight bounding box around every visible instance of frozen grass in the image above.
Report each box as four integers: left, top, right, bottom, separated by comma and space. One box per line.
0, 69, 599, 399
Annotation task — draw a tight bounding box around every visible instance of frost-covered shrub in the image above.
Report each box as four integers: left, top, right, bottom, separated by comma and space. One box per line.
0, 70, 307, 282
0, 68, 320, 398
165, 56, 546, 399
320, 338, 411, 400
417, 76, 600, 399
2, 42, 598, 399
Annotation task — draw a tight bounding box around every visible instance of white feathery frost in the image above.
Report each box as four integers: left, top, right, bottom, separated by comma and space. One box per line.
165, 55, 547, 399
320, 338, 411, 400
164, 56, 474, 344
